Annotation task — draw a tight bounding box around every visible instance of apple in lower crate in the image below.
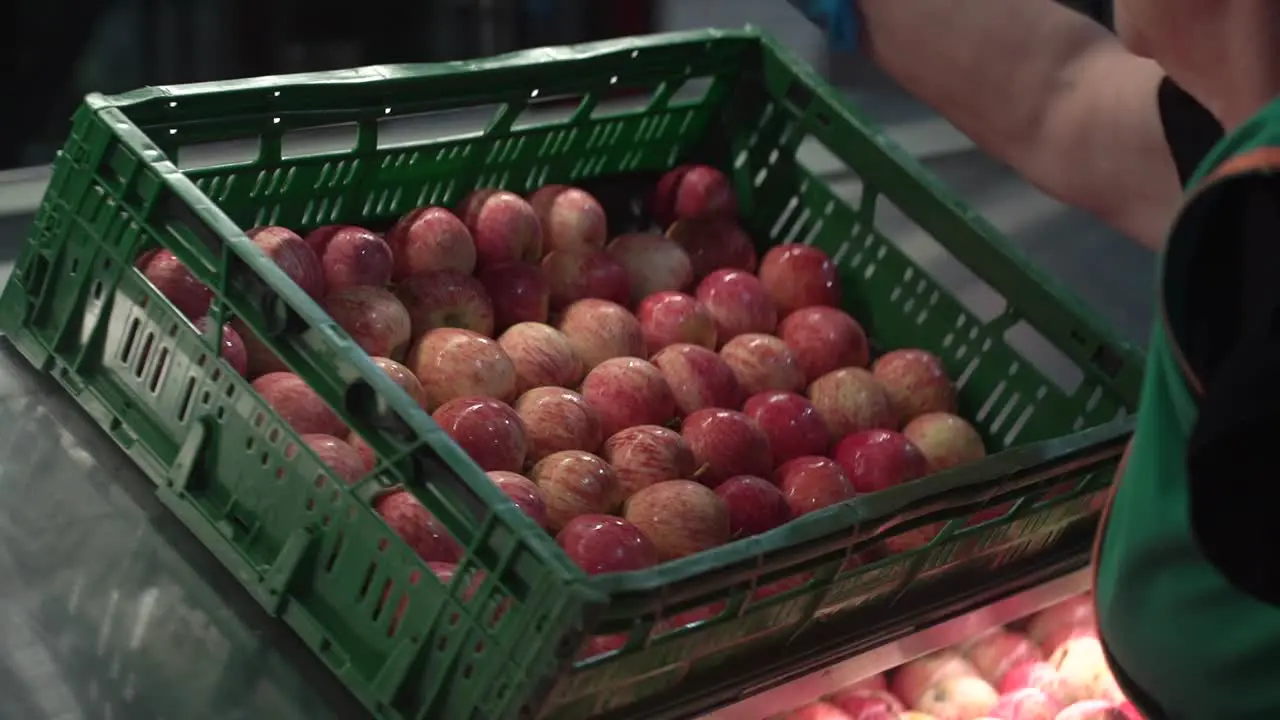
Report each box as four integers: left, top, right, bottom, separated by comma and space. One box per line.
808, 368, 899, 439
304, 225, 393, 292
696, 269, 778, 344
497, 322, 583, 395
1053, 701, 1130, 720
652, 164, 738, 225
557, 298, 646, 371
651, 343, 744, 415
714, 475, 791, 538
408, 328, 517, 410
347, 432, 376, 472
779, 307, 871, 383
914, 675, 999, 720
531, 450, 619, 533
556, 514, 659, 575
1027, 595, 1096, 656
883, 522, 947, 555
892, 651, 982, 708
528, 184, 608, 254
999, 662, 1072, 708
1048, 636, 1125, 704
477, 261, 550, 331
323, 286, 412, 360
457, 188, 543, 268
514, 387, 603, 462
606, 232, 694, 305
252, 372, 347, 437
622, 479, 730, 560
827, 688, 905, 719
680, 408, 773, 488
580, 357, 676, 439
542, 248, 631, 309
140, 249, 213, 319
750, 571, 813, 603
777, 456, 856, 517
370, 356, 428, 410
194, 318, 248, 376
873, 349, 958, 423
248, 226, 326, 299
986, 688, 1062, 720
667, 218, 758, 279
394, 270, 496, 339
385, 205, 477, 278
833, 429, 929, 494
966, 630, 1044, 686
373, 489, 461, 563
432, 396, 527, 472
742, 391, 830, 466
840, 674, 890, 695
720, 333, 806, 395
903, 413, 987, 473
783, 702, 855, 720
637, 291, 717, 354
758, 243, 842, 315
487, 471, 549, 529
302, 434, 366, 484
233, 319, 289, 377
601, 425, 697, 501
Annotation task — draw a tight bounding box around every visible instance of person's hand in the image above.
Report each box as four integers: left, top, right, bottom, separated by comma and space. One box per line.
788, 0, 861, 52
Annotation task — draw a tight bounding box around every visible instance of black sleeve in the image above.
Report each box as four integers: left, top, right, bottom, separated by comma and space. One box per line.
1157, 77, 1224, 186
1185, 173, 1280, 606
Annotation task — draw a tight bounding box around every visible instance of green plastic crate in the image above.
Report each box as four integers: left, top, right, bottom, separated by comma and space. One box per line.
0, 28, 1144, 720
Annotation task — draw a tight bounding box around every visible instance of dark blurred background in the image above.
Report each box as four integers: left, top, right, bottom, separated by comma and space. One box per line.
1, 0, 1111, 171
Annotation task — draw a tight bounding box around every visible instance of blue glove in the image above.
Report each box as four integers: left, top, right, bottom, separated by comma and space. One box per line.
789, 0, 861, 52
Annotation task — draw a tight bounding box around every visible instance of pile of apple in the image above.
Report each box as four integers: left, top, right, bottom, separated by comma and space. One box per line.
781, 593, 1144, 720
136, 162, 991, 635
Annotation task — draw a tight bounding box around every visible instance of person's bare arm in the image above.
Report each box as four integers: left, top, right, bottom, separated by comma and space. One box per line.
859, 0, 1182, 250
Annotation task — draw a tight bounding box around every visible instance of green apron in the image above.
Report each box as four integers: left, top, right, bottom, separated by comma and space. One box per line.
1094, 96, 1280, 718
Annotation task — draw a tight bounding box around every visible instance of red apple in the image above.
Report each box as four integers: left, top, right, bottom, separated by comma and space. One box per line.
680, 408, 773, 488
373, 489, 461, 563
1055, 701, 1130, 720
695, 269, 778, 344
487, 470, 549, 529
394, 270, 496, 338
601, 425, 697, 502
542, 248, 631, 309
580, 357, 677, 439
653, 164, 738, 224
1048, 635, 1124, 704
529, 184, 608, 254
530, 450, 619, 533
1027, 595, 1096, 656
651, 343, 744, 416
832, 429, 929, 494
892, 651, 981, 708
776, 455, 856, 517
407, 328, 516, 410
513, 386, 603, 462
915, 675, 999, 720
667, 218, 758, 279
194, 317, 248, 377
556, 298, 645, 370
622, 479, 730, 560
347, 432, 377, 472
140, 249, 213, 319
714, 475, 790, 538
839, 674, 889, 694
636, 290, 717, 354
233, 318, 289, 377
302, 433, 366, 485
322, 286, 412, 360
987, 688, 1062, 720
606, 232, 694, 305
758, 243, 841, 314
370, 356, 429, 410
779, 306, 871, 382
457, 189, 542, 268
556, 514, 659, 574
252, 372, 346, 436
385, 206, 477, 278
741, 391, 830, 467
782, 703, 855, 720
826, 688, 905, 719
902, 412, 987, 472
247, 225, 326, 299
873, 349, 958, 422
719, 332, 806, 395
999, 662, 1072, 708
304, 225, 393, 291
496, 321, 584, 395
966, 630, 1044, 686
477, 261, 550, 331
432, 396, 527, 472
808, 367, 899, 438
